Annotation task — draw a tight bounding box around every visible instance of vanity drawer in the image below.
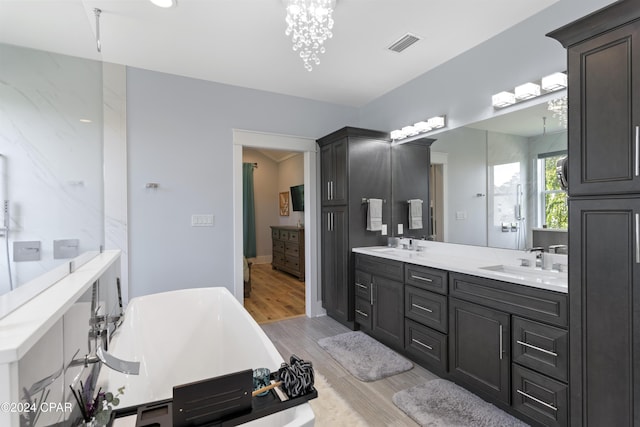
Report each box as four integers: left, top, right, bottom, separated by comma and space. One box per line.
405, 264, 448, 294
405, 319, 447, 373
355, 298, 372, 330
355, 254, 403, 282
405, 286, 447, 333
512, 364, 567, 427
354, 270, 372, 300
449, 272, 568, 327
512, 317, 568, 381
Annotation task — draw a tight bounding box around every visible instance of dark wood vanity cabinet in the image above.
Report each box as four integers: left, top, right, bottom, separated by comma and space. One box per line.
318, 128, 391, 328
548, 2, 640, 425
354, 254, 404, 349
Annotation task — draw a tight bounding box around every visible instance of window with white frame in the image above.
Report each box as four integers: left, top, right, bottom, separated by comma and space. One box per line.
537, 151, 568, 229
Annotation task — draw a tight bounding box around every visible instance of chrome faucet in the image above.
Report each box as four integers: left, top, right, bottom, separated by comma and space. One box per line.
527, 247, 545, 268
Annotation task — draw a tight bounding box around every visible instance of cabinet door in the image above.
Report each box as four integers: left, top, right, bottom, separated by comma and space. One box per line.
321, 206, 350, 322
449, 298, 510, 404
320, 144, 333, 204
569, 198, 640, 426
567, 21, 640, 196
332, 139, 348, 204
371, 275, 404, 350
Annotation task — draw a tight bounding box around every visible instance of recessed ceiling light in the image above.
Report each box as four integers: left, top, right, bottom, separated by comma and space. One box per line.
149, 0, 177, 8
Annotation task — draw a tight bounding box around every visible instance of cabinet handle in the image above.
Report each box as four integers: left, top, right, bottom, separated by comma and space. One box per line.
516, 340, 558, 357
636, 126, 640, 176
331, 212, 334, 231
636, 213, 640, 264
327, 213, 331, 231
329, 181, 334, 200
356, 283, 368, 289
516, 390, 558, 412
411, 274, 433, 283
355, 309, 368, 318
499, 324, 504, 360
411, 338, 433, 350
411, 303, 433, 313
370, 283, 374, 305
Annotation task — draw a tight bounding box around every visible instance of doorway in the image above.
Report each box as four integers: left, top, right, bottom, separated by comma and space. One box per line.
430, 151, 448, 242
241, 147, 306, 323
232, 130, 324, 319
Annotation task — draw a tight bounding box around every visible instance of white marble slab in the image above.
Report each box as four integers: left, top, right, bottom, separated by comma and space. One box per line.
353, 240, 567, 294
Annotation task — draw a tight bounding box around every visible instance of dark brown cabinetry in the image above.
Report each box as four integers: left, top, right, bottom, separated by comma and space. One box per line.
318, 128, 391, 328
354, 254, 404, 349
548, 2, 640, 425
270, 226, 304, 280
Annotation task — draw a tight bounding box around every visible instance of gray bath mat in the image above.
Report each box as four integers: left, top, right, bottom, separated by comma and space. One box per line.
317, 331, 413, 381
392, 379, 529, 427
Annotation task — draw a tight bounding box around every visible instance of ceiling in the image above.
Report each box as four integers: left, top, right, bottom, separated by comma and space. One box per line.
0, 0, 558, 107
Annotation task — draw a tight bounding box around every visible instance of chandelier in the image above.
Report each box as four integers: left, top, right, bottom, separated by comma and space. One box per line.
547, 96, 568, 128
284, 0, 336, 71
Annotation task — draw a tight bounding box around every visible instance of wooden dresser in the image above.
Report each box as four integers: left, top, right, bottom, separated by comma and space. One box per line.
271, 226, 305, 281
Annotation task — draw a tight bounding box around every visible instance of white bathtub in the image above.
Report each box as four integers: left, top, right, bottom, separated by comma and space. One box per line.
98, 287, 314, 426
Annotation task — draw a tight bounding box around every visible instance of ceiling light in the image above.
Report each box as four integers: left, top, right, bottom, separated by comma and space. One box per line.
284, 0, 336, 71
149, 0, 177, 8
492, 91, 516, 108
515, 82, 541, 100
541, 72, 567, 91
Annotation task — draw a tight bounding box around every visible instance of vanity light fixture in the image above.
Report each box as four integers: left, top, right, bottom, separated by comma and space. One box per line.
514, 82, 541, 100
149, 0, 177, 7
492, 91, 516, 108
541, 72, 568, 91
391, 115, 447, 143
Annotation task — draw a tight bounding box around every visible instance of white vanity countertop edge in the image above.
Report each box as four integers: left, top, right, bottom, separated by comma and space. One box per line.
352, 246, 568, 294
0, 250, 121, 364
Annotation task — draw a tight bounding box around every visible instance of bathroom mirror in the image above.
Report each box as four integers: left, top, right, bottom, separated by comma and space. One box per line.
0, 42, 105, 303
429, 95, 568, 250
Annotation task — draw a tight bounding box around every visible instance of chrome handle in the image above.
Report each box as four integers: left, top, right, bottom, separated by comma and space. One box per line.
411, 338, 433, 350
516, 340, 558, 357
411, 275, 433, 283
356, 283, 368, 289
636, 126, 640, 176
635, 213, 640, 264
499, 324, 503, 360
411, 303, 433, 313
355, 309, 368, 318
516, 390, 558, 412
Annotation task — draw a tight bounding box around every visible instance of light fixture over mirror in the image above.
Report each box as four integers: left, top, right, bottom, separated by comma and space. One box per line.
391, 115, 447, 144
149, 0, 177, 8
284, 0, 336, 71
493, 72, 567, 109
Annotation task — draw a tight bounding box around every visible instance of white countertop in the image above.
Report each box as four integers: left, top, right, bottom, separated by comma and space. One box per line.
0, 250, 121, 364
353, 240, 567, 294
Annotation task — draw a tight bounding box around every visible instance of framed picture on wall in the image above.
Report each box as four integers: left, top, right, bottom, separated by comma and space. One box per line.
279, 191, 289, 216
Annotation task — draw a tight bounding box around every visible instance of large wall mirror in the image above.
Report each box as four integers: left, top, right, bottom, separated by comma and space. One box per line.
430, 94, 568, 250
0, 42, 105, 309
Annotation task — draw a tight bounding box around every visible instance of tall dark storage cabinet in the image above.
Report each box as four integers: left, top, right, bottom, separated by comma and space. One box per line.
318, 127, 391, 328
548, 2, 640, 425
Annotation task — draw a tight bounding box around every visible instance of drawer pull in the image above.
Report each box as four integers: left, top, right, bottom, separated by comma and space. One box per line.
411, 338, 433, 350
356, 283, 368, 289
355, 309, 369, 318
516, 390, 558, 412
411, 303, 433, 313
411, 274, 433, 283
516, 340, 558, 357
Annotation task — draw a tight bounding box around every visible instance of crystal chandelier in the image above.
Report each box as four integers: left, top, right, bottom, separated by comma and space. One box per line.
284, 0, 336, 71
547, 96, 568, 128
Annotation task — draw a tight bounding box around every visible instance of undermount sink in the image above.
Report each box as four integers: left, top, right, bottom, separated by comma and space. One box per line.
480, 264, 566, 283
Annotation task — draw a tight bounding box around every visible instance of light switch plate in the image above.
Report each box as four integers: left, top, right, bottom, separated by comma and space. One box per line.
381, 224, 387, 236
397, 224, 403, 235
192, 214, 214, 227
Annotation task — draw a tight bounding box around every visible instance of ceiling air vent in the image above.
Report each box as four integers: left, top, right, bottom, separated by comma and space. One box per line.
387, 33, 421, 53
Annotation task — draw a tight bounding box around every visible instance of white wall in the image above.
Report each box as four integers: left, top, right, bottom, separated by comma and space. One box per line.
242, 149, 279, 263
127, 69, 357, 299
278, 153, 305, 228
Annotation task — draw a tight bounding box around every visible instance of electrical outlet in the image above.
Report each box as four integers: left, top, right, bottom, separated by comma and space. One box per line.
381, 224, 387, 236
398, 224, 403, 235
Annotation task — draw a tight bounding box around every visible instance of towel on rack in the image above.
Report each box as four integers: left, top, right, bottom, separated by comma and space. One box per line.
366, 198, 383, 231
408, 199, 423, 230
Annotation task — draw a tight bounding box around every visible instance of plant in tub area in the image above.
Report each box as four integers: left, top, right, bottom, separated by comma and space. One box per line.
70, 382, 125, 426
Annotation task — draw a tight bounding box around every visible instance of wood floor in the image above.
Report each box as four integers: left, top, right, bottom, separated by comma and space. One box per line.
261, 315, 440, 426
244, 263, 306, 324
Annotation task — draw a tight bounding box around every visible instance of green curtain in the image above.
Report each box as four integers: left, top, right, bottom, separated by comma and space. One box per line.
243, 163, 257, 258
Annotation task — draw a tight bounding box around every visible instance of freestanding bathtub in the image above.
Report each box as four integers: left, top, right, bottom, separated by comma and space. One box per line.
97, 287, 314, 426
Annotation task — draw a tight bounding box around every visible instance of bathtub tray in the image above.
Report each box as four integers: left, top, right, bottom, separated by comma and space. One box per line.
112, 370, 317, 427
